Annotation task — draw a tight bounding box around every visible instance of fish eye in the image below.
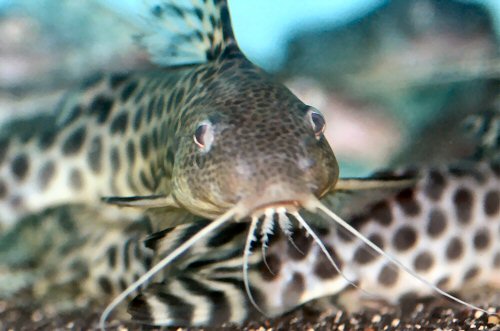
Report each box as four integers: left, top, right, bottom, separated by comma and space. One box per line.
307, 107, 326, 138
193, 120, 214, 151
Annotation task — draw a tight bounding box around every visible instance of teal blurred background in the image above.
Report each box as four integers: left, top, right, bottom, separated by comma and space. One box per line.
1, 0, 499, 176
1, 0, 499, 70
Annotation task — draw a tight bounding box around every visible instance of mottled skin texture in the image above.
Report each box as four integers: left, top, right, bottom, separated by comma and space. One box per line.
0, 0, 498, 328
0, 53, 337, 225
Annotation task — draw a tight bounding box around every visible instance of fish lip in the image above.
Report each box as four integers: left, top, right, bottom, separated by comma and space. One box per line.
235, 189, 315, 220
249, 200, 301, 217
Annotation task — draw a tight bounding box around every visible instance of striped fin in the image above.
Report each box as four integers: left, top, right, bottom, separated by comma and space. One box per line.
137, 0, 240, 66
128, 275, 261, 326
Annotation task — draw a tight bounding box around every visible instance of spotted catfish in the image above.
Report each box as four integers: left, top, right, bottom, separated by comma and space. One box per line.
0, 0, 496, 329
0, 0, 374, 302
125, 160, 500, 326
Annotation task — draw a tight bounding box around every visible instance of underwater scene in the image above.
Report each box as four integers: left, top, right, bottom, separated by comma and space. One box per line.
0, 0, 499, 329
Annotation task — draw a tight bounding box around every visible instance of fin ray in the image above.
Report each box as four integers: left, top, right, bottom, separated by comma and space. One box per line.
137, 0, 239, 66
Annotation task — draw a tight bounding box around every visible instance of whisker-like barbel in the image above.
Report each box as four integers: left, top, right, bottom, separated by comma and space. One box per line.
243, 216, 266, 316
311, 197, 493, 316
99, 206, 237, 330
1, 0, 497, 329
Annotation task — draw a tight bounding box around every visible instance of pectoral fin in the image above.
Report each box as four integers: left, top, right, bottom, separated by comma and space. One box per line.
334, 176, 417, 191
324, 174, 418, 219
101, 194, 180, 209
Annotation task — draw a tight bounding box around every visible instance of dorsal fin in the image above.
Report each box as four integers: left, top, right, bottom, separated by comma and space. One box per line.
137, 0, 240, 66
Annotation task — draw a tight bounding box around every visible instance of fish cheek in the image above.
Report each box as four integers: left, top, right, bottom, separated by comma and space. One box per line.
315, 139, 339, 196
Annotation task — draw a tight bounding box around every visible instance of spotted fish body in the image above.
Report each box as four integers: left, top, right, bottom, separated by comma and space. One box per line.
0, 0, 498, 328
122, 159, 499, 325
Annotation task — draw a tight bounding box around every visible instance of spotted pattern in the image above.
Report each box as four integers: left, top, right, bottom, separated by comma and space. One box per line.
427, 208, 447, 237
392, 226, 417, 251
453, 188, 474, 224
484, 190, 499, 216
446, 237, 464, 261
0, 0, 498, 328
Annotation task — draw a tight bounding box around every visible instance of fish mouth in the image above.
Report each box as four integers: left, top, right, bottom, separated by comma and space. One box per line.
250, 200, 301, 217
235, 188, 316, 220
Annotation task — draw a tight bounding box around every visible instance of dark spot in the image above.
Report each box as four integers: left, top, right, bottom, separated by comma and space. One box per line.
177, 277, 230, 326
371, 201, 393, 226
378, 264, 399, 287
110, 112, 128, 135
259, 253, 281, 281
98, 276, 113, 295
166, 90, 176, 111
427, 208, 447, 238
395, 188, 421, 216
132, 283, 194, 325
123, 239, 132, 270
151, 128, 159, 150
473, 228, 490, 251
133, 106, 144, 131
491, 161, 500, 178
69, 169, 83, 190
146, 98, 155, 123
38, 161, 55, 189
207, 222, 248, 247
449, 165, 485, 183
144, 227, 175, 250
121, 81, 138, 102
338, 215, 370, 242
119, 278, 127, 291
126, 141, 136, 165
62, 127, 86, 155
446, 237, 464, 261
11, 154, 29, 181
0, 180, 6, 198
194, 7, 203, 20
413, 251, 434, 272
90, 95, 114, 123
156, 95, 165, 118
128, 294, 154, 322
111, 147, 120, 170
140, 135, 150, 158
283, 272, 305, 305
107, 246, 117, 268
484, 190, 499, 216
425, 169, 447, 200
61, 105, 83, 127
392, 226, 418, 251
82, 73, 103, 89
437, 276, 450, 289
287, 229, 312, 260
109, 73, 128, 88
174, 87, 185, 105
38, 130, 56, 149
314, 244, 342, 279
353, 233, 384, 264
463, 266, 480, 282
140, 171, 153, 191
0, 138, 9, 164
87, 137, 102, 173
453, 188, 474, 224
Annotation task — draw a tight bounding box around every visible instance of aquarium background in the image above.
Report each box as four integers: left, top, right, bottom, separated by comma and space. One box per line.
0, 0, 499, 176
